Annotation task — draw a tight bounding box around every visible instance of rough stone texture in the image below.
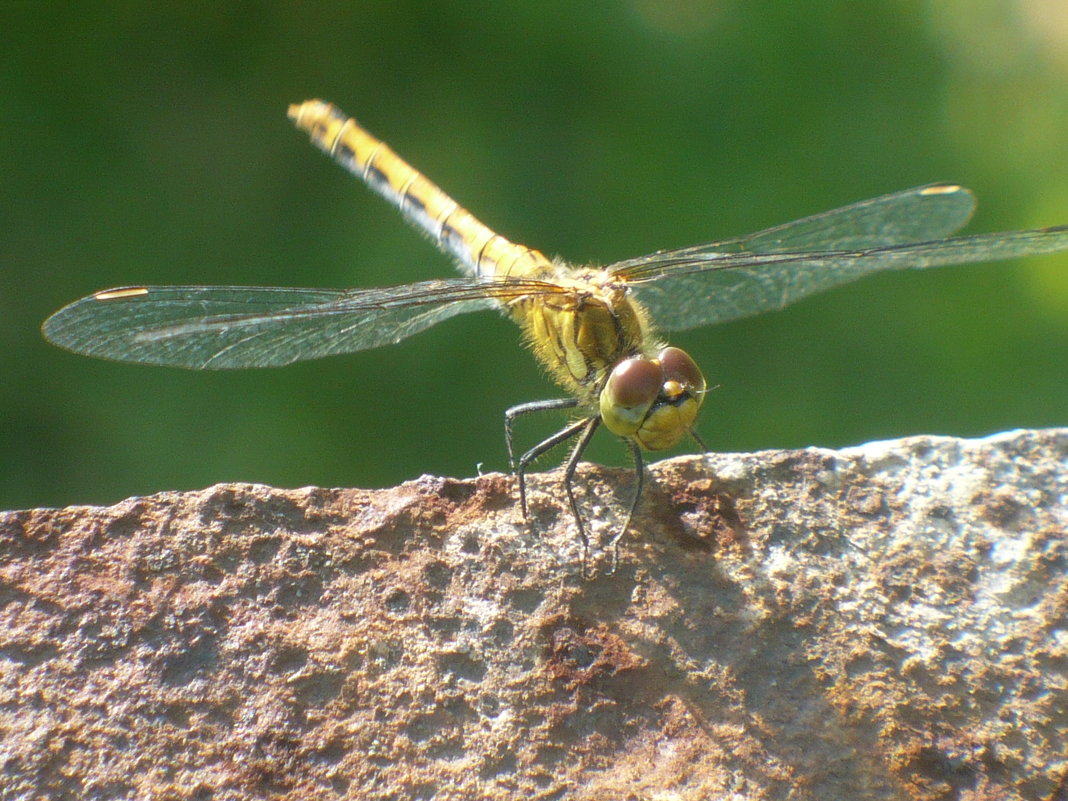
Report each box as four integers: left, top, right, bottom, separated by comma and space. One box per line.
1, 428, 1066, 801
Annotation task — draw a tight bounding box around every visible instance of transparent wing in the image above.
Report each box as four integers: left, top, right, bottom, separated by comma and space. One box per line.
642, 183, 977, 259
622, 224, 1068, 331
610, 184, 1063, 331
42, 277, 558, 369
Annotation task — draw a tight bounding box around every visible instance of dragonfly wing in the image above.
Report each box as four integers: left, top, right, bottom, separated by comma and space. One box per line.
42, 279, 514, 369
623, 222, 1068, 332
616, 184, 976, 331
611, 184, 977, 274
727, 183, 975, 253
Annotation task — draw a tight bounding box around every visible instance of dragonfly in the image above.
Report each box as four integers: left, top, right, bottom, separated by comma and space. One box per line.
43, 99, 1068, 574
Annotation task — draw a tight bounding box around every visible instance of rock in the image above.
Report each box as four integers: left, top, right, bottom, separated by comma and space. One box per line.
1, 428, 1065, 800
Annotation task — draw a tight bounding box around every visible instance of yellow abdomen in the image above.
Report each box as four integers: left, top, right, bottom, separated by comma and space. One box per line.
288, 100, 553, 282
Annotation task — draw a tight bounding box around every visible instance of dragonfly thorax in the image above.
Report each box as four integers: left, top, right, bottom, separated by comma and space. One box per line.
509, 268, 652, 401
599, 346, 705, 450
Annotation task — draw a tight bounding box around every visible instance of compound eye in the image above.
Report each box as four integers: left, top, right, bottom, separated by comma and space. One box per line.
658, 347, 705, 397
629, 347, 706, 451
608, 358, 661, 408
599, 357, 663, 437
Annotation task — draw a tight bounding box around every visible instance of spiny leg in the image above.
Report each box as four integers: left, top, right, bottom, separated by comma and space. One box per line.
605, 438, 645, 575
505, 398, 581, 468
505, 398, 581, 516
560, 417, 601, 578
515, 417, 589, 520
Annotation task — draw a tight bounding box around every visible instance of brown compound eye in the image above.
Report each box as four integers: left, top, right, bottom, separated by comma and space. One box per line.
627, 346, 706, 451
599, 357, 663, 437
658, 347, 705, 397
607, 358, 661, 408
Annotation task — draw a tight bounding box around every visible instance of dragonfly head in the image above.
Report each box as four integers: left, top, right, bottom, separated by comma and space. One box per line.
599, 346, 705, 450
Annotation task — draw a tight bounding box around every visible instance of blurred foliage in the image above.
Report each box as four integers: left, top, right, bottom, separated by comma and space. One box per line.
3, 0, 1067, 509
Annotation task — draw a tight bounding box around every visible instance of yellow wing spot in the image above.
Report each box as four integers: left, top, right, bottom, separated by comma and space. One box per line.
919, 184, 963, 196
94, 288, 150, 300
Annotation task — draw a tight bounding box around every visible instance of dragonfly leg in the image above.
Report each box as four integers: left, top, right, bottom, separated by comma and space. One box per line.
515, 416, 589, 522
560, 417, 601, 578
605, 438, 645, 575
690, 428, 710, 452
505, 398, 580, 516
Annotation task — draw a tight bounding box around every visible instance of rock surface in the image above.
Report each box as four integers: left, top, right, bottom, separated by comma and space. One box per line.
1, 429, 1066, 801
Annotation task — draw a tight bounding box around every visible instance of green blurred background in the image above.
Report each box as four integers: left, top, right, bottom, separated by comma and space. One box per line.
4, 1, 1067, 511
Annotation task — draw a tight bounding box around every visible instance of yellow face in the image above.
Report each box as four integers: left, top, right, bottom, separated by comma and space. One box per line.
598, 346, 705, 450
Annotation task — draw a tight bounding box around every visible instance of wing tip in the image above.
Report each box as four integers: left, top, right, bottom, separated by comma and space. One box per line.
919, 183, 966, 197
93, 287, 150, 301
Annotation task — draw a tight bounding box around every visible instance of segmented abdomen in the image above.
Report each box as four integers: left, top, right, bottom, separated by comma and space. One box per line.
288, 100, 553, 281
